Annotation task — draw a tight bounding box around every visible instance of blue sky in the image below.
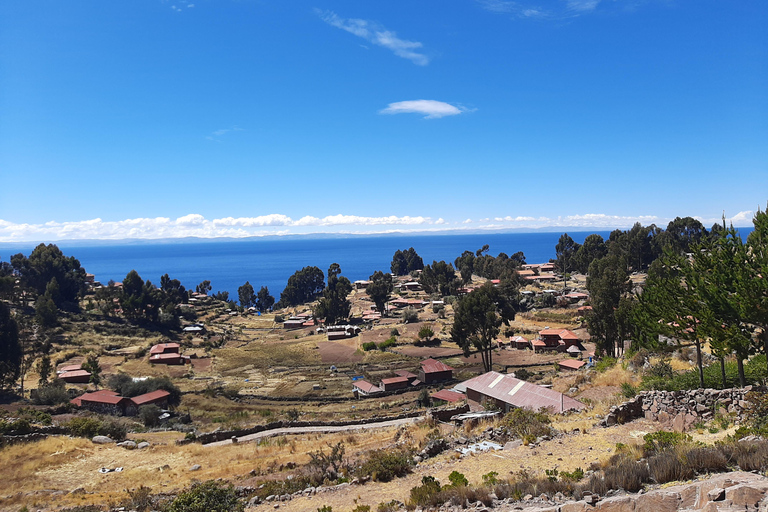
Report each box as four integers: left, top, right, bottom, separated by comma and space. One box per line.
1, 0, 766, 241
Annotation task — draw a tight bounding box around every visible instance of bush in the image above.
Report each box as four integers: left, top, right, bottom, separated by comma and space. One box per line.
648, 451, 692, 483
66, 416, 127, 441
603, 457, 649, 492
125, 485, 153, 512
502, 408, 553, 440
378, 337, 397, 351
621, 382, 637, 398
32, 380, 70, 405
361, 341, 377, 351
274, 314, 284, 323
139, 404, 162, 427
447, 470, 468, 487
408, 476, 442, 508
0, 417, 31, 435
390, 328, 399, 337
167, 481, 244, 512
402, 308, 418, 323
642, 431, 691, 456
356, 448, 413, 482
109, 374, 181, 406
594, 357, 617, 373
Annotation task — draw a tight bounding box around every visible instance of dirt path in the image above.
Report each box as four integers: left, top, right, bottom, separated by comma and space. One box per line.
205, 416, 424, 447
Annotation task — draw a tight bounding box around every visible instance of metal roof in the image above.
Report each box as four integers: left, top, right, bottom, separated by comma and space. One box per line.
559, 359, 586, 370
150, 343, 180, 355
539, 329, 579, 341
430, 389, 466, 402
463, 371, 584, 414
352, 380, 381, 394
420, 358, 454, 373
131, 389, 171, 405
381, 376, 409, 385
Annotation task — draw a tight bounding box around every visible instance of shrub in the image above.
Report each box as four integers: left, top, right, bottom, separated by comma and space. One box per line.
594, 357, 617, 373
378, 337, 397, 351
447, 470, 468, 487
621, 382, 637, 398
718, 439, 768, 472
684, 446, 728, 473
408, 476, 442, 508
0, 417, 31, 435
361, 341, 377, 351
66, 416, 127, 441
648, 451, 692, 484
274, 314, 284, 323
32, 380, 70, 405
139, 404, 162, 427
377, 501, 401, 512
109, 375, 182, 406
356, 448, 413, 482
642, 431, 691, 456
125, 485, 153, 512
603, 457, 649, 492
390, 328, 399, 337
502, 408, 553, 440
402, 308, 418, 323
167, 481, 244, 512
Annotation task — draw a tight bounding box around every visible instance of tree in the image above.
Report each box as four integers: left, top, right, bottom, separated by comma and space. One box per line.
212, 290, 229, 302
454, 250, 476, 285
37, 355, 52, 387
367, 271, 393, 316
160, 274, 188, 306
390, 248, 424, 276
195, 280, 212, 295
555, 233, 580, 289
82, 353, 102, 388
238, 281, 256, 308
35, 292, 59, 329
12, 244, 86, 309
255, 286, 275, 312
586, 254, 632, 357
314, 263, 352, 325
573, 234, 607, 274
745, 205, 768, 376
660, 216, 709, 255
0, 302, 21, 392
451, 282, 518, 372
420, 261, 458, 296
279, 266, 325, 307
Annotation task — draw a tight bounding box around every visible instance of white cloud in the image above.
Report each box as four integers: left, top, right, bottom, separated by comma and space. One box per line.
318, 10, 429, 66
567, 0, 601, 12
379, 100, 469, 119
477, 0, 613, 19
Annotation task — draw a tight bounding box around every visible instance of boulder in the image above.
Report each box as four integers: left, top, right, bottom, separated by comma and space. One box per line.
92, 436, 113, 444
634, 491, 680, 512
116, 440, 137, 450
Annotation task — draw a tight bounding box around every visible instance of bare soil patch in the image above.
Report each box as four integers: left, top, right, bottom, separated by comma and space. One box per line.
317, 341, 364, 364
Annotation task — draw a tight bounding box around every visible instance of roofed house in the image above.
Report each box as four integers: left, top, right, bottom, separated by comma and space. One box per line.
59, 369, 92, 384
509, 335, 530, 350
150, 352, 187, 365
558, 359, 586, 371
534, 329, 580, 352
150, 343, 180, 355
419, 358, 453, 384
430, 389, 466, 404
125, 389, 171, 415
380, 376, 410, 391
394, 370, 418, 384
352, 380, 382, 397
73, 390, 129, 415
463, 371, 585, 414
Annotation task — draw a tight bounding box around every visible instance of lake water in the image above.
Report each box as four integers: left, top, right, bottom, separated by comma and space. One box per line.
0, 230, 634, 299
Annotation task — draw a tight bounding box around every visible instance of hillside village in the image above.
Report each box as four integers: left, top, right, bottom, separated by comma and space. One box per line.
1, 215, 768, 512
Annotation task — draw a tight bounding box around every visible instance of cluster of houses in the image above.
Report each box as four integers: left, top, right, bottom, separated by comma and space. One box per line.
149, 343, 189, 365
507, 328, 584, 355
352, 358, 454, 396
70, 388, 171, 416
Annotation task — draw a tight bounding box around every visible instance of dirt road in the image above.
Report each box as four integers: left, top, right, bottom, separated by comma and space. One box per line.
204, 416, 424, 447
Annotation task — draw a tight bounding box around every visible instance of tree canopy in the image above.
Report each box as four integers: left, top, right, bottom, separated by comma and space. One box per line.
451, 282, 518, 372
0, 302, 21, 392
367, 270, 393, 316
314, 263, 352, 325
278, 266, 325, 307
390, 248, 424, 276
256, 286, 275, 312
11, 244, 86, 309
420, 260, 459, 296
238, 281, 256, 308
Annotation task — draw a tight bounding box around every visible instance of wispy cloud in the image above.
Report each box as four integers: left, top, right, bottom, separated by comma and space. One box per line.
206, 126, 244, 141
317, 10, 430, 66
477, 0, 606, 20
379, 100, 471, 119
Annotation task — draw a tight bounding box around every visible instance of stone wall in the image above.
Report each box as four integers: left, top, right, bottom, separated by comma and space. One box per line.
602, 386, 766, 429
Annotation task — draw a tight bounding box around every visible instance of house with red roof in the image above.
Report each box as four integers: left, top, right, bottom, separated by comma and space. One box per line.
380, 376, 410, 391
59, 369, 92, 384
419, 358, 453, 384
125, 389, 171, 415
430, 389, 466, 404
558, 359, 586, 371
352, 380, 382, 397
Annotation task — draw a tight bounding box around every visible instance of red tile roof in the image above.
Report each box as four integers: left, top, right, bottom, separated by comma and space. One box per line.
463, 371, 584, 413
70, 389, 119, 406
539, 328, 579, 341
79, 392, 127, 405
420, 358, 454, 374
394, 370, 417, 380
58, 364, 82, 373
60, 369, 91, 379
